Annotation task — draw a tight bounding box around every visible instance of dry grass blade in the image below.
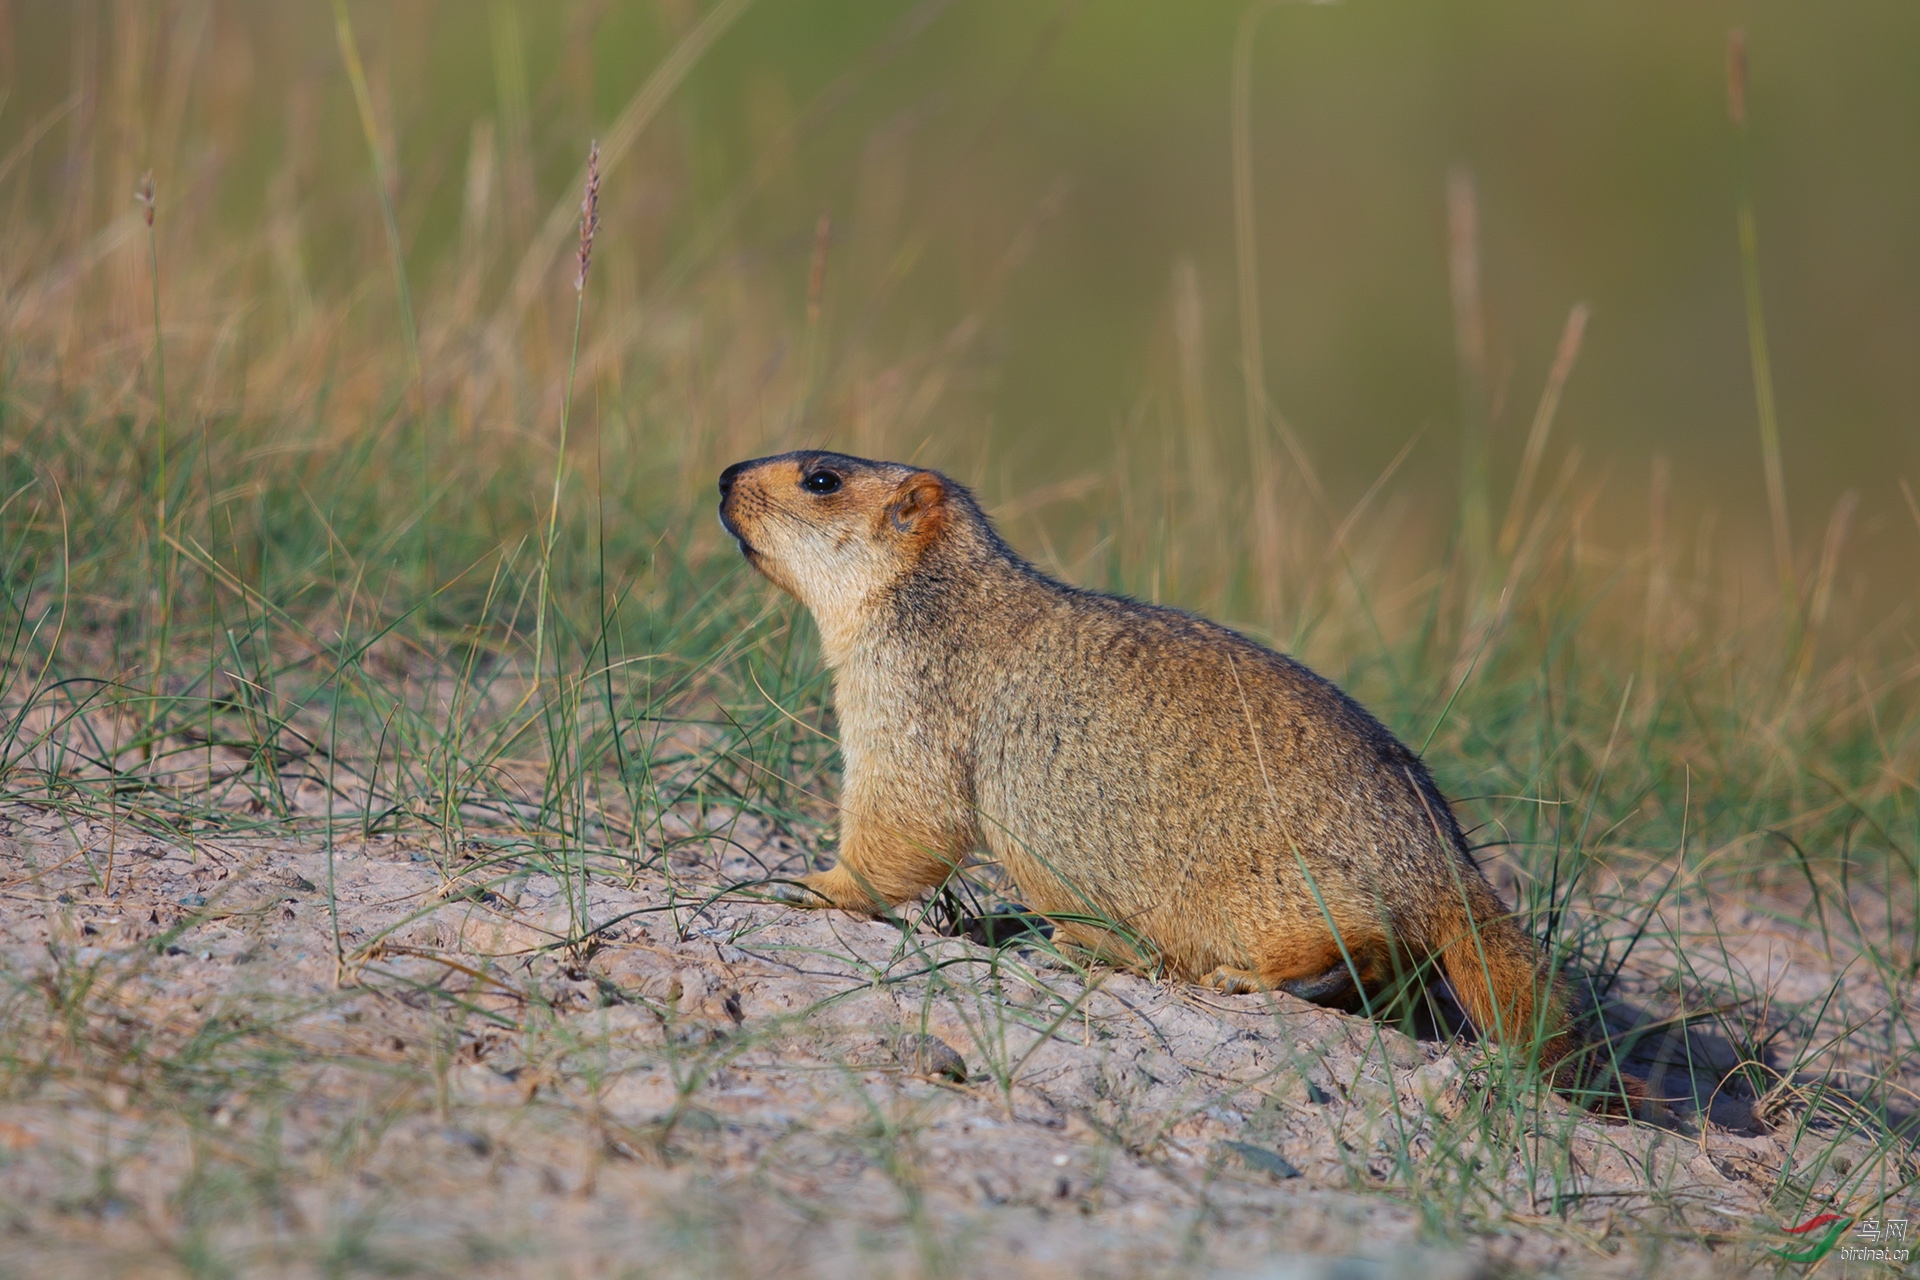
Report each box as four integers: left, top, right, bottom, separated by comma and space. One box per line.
1499, 302, 1589, 558
494, 0, 756, 332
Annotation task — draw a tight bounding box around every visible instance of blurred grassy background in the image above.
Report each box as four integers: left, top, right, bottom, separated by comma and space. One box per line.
1, 0, 1917, 895
5, 0, 1919, 594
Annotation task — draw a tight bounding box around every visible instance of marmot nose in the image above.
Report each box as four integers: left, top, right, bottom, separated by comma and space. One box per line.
718, 462, 745, 498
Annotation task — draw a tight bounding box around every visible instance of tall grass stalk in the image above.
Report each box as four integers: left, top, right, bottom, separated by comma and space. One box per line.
135, 172, 171, 753
332, 0, 423, 406
535, 141, 599, 700
136, 173, 164, 551
493, 0, 757, 333
1229, 1, 1334, 629
1231, 0, 1309, 618
1499, 302, 1589, 558
1727, 28, 1794, 606
1447, 166, 1491, 572
533, 141, 600, 949
332, 0, 430, 587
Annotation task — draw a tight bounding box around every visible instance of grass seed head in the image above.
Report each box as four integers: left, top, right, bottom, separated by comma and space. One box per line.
576, 140, 600, 293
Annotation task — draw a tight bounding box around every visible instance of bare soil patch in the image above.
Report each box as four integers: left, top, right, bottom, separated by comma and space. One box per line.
1, 803, 1912, 1277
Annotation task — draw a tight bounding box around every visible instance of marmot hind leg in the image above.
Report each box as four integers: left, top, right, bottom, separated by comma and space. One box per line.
1200, 964, 1361, 1005
1200, 965, 1265, 995
774, 820, 967, 916
771, 865, 886, 915
1201, 930, 1391, 1007
1278, 965, 1363, 1006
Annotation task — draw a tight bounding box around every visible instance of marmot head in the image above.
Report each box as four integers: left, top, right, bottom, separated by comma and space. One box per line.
718, 451, 953, 638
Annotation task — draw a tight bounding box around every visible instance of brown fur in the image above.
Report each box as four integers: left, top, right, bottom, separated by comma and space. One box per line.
719, 451, 1649, 1111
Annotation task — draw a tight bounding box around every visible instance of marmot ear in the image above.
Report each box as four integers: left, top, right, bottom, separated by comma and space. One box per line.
887, 471, 947, 536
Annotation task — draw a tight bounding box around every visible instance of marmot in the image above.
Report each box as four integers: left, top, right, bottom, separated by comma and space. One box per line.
719, 450, 1642, 1108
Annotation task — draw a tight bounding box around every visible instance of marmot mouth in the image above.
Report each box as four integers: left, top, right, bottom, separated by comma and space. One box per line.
717, 507, 754, 558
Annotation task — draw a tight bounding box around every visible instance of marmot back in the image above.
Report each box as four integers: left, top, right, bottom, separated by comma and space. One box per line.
718, 449, 1642, 1109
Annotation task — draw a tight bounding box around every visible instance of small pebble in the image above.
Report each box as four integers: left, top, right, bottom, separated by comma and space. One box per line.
894, 1032, 967, 1083
444, 1127, 491, 1156
1222, 1140, 1302, 1181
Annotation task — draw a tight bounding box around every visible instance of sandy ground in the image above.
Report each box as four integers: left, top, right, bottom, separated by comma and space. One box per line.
1, 799, 1914, 1278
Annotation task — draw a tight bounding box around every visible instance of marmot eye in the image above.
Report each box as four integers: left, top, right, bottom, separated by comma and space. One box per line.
802, 471, 842, 494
